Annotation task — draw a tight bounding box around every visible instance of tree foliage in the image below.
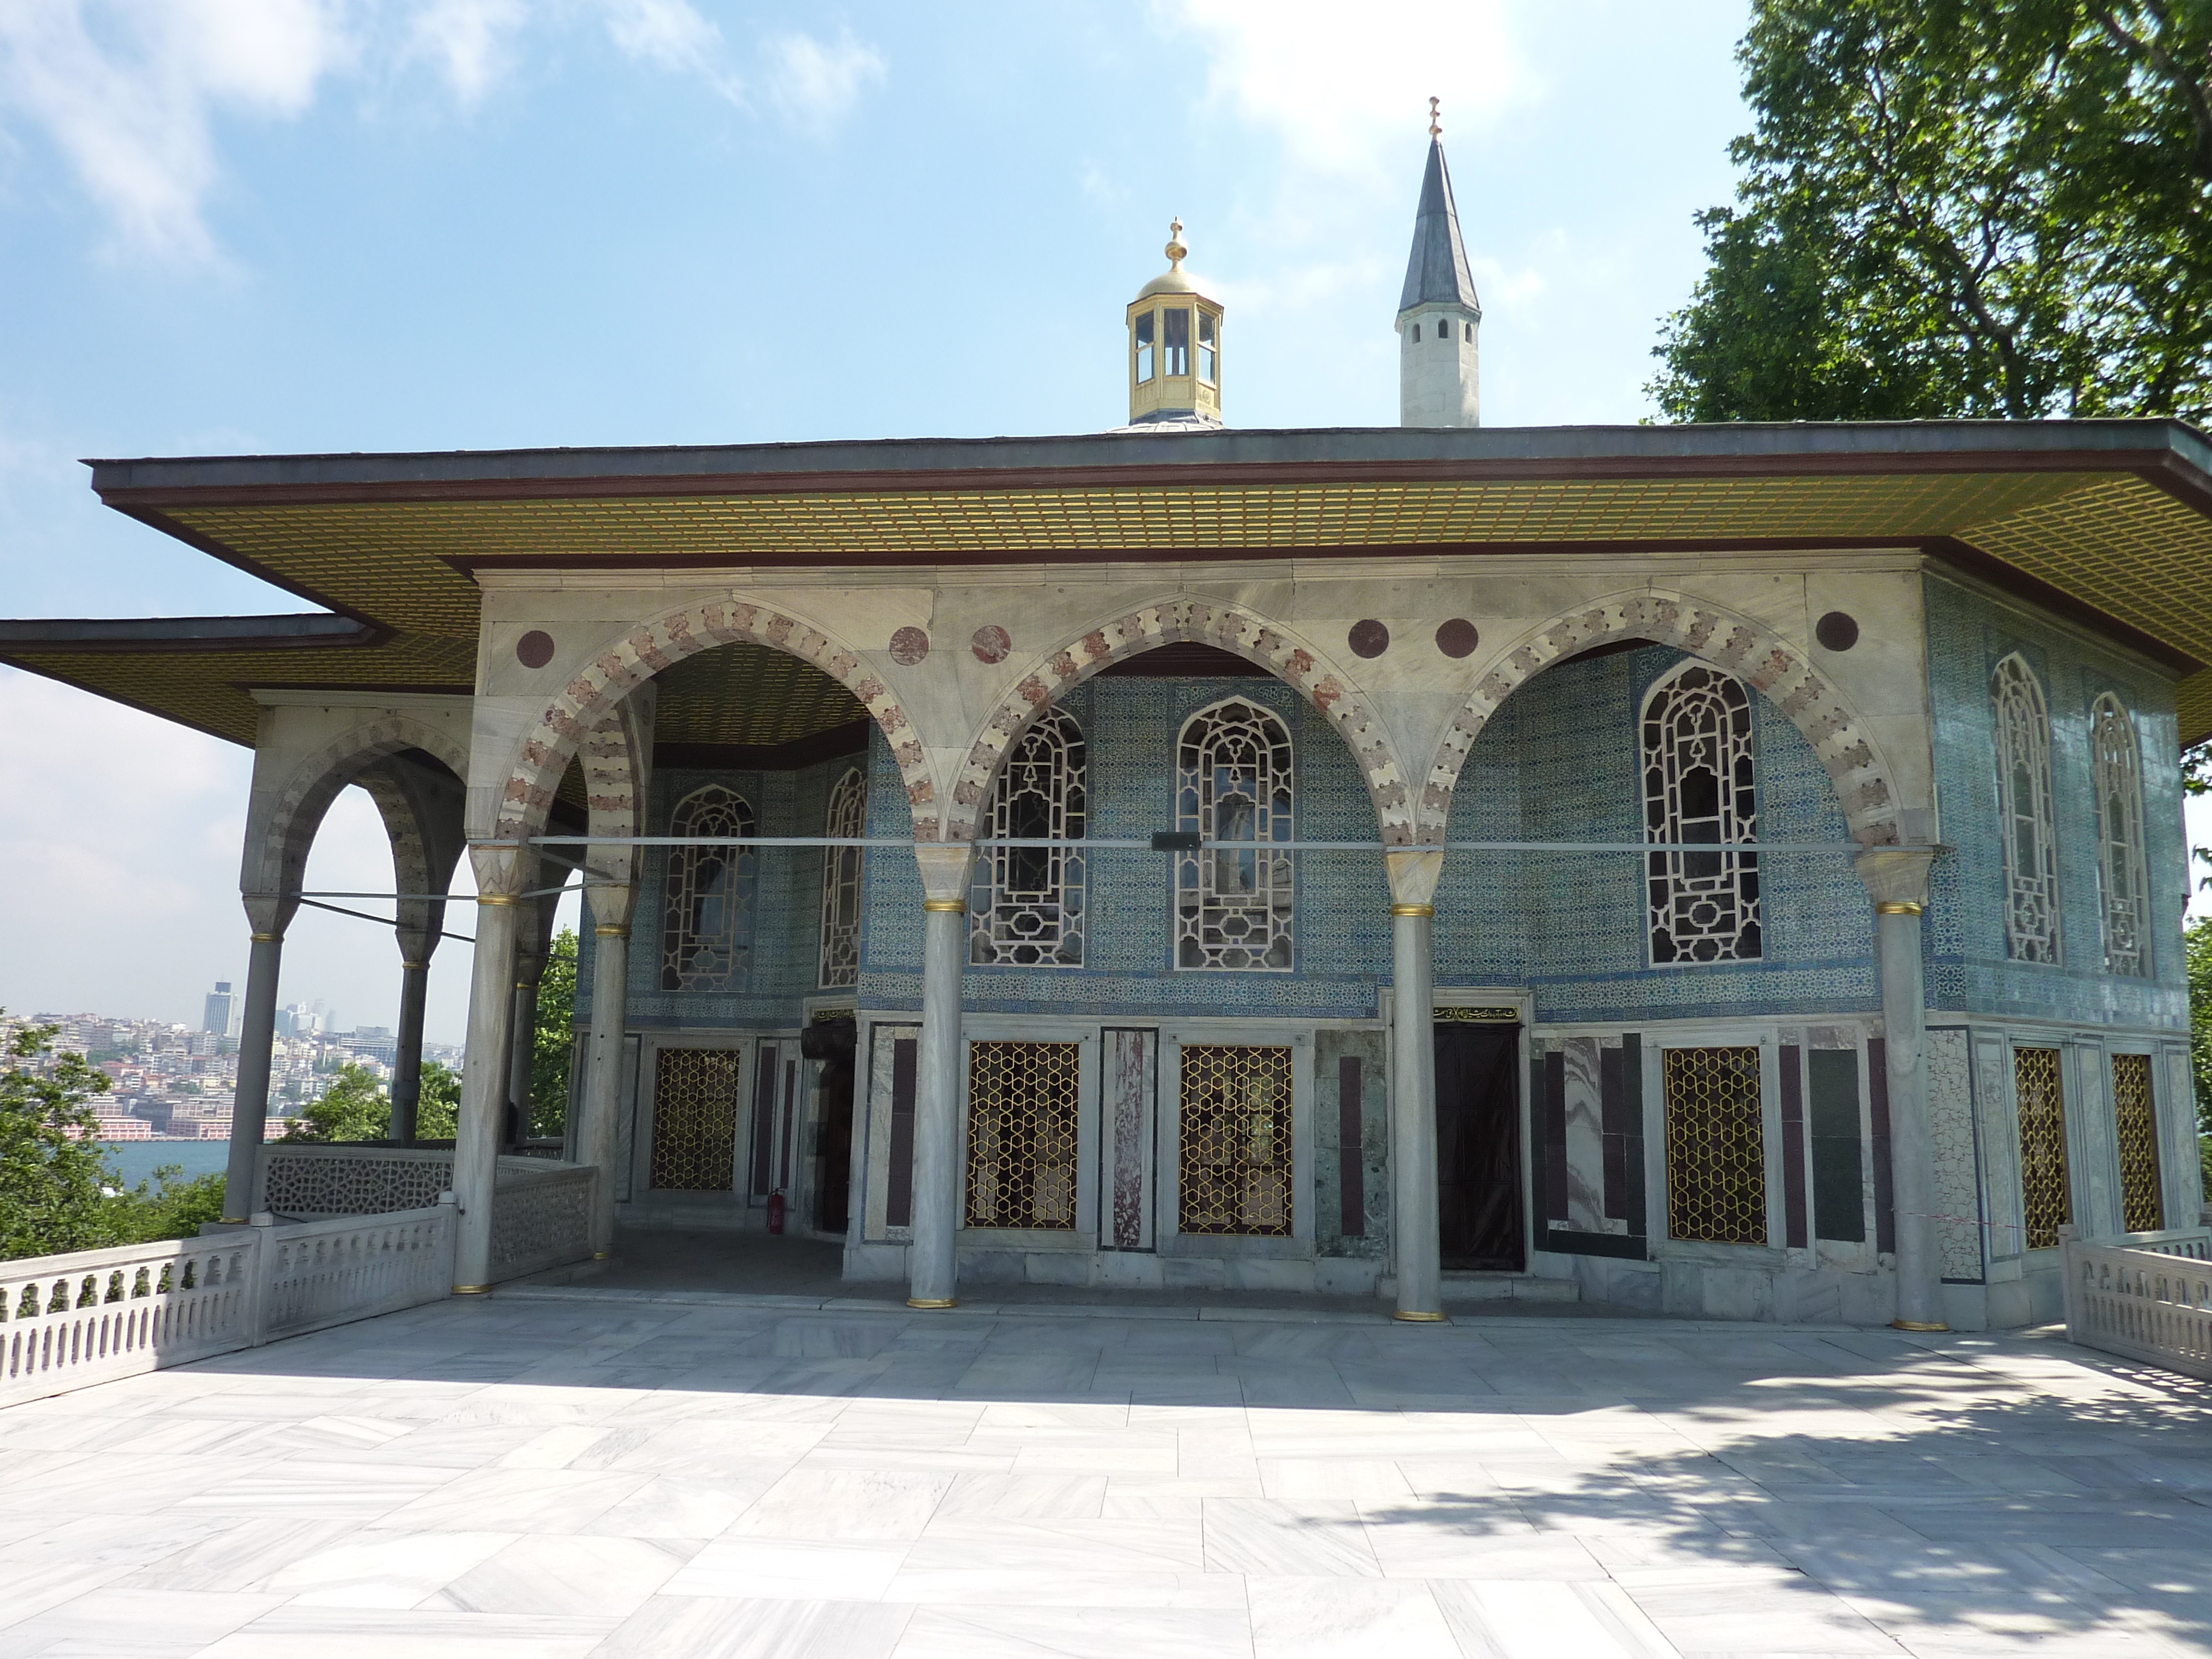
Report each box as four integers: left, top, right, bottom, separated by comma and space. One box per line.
2191, 915, 2212, 1188
282, 1062, 392, 1143
529, 928, 578, 1140
1652, 0, 2212, 423
417, 1059, 461, 1141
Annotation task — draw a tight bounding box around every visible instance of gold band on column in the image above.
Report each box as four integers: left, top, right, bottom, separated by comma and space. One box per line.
1393, 1309, 1447, 1322
1874, 901, 1925, 916
402, 960, 429, 971
218, 1215, 249, 1225
1390, 903, 1435, 918
592, 1251, 614, 1260
595, 925, 630, 938
452, 1284, 492, 1295
1891, 1318, 1948, 1332
922, 899, 967, 914
477, 894, 518, 907
907, 1296, 958, 1309
249, 932, 281, 943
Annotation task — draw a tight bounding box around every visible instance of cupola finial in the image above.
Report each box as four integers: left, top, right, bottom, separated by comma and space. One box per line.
1428, 96, 1441, 138
1165, 218, 1187, 269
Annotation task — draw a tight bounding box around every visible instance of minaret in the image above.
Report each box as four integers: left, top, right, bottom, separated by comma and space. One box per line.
1125, 220, 1224, 427
1396, 100, 1481, 427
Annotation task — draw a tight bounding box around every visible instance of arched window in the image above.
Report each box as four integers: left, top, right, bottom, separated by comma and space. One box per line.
1176, 699, 1293, 971
971, 712, 1085, 967
1643, 662, 1761, 964
660, 785, 757, 992
2091, 693, 2150, 977
818, 768, 866, 988
1993, 654, 2060, 964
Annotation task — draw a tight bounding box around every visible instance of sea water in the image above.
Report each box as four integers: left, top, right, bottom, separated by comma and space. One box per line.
101, 1140, 232, 1187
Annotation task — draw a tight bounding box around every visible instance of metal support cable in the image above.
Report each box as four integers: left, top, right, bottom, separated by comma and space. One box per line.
505, 834, 1924, 854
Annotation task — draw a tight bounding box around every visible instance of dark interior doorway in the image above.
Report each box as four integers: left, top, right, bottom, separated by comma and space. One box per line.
805, 1017, 857, 1235
1435, 1021, 1524, 1271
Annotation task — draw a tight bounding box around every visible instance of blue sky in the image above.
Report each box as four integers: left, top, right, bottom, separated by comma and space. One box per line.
8, 1, 2191, 1043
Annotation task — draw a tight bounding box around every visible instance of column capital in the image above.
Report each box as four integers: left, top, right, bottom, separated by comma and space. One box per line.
913, 840, 977, 906
1383, 848, 1444, 908
586, 879, 638, 933
239, 891, 295, 939
469, 842, 529, 899
1854, 847, 1934, 910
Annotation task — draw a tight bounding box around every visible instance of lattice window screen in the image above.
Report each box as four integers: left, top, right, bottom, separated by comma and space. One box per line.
819, 768, 866, 989
1994, 656, 2060, 964
1643, 663, 1761, 965
1177, 1044, 1293, 1236
1175, 699, 1294, 971
971, 712, 1086, 967
2111, 1051, 2163, 1233
660, 786, 758, 992
965, 1041, 1081, 1229
649, 1047, 742, 1191
1661, 1046, 1766, 1245
2091, 695, 2151, 979
2014, 1045, 2071, 1248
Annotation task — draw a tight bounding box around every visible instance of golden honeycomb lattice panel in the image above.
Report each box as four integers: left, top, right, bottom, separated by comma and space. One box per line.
1663, 1046, 1767, 1246
1178, 1044, 1293, 1238
2014, 1046, 2071, 1250
649, 1047, 742, 1192
2111, 1052, 2163, 1235
965, 1041, 1081, 1230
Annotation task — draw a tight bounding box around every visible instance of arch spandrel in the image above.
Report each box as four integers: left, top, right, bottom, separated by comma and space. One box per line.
952, 597, 1415, 846
1421, 589, 1906, 848
491, 599, 939, 845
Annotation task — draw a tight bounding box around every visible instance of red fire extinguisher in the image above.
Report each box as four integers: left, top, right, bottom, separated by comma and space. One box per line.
767, 1188, 786, 1235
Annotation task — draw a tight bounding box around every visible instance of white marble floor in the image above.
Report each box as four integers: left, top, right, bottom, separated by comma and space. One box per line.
4, 1297, 2212, 1657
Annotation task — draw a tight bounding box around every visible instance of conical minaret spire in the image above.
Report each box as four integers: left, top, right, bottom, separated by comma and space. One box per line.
1396, 101, 1481, 427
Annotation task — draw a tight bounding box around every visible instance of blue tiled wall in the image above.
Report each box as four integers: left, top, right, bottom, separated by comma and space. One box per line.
1434, 645, 1880, 1024
1923, 573, 2188, 1029
577, 752, 865, 1031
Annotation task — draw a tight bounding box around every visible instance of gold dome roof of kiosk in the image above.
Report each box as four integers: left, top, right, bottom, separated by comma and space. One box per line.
1136, 220, 1207, 298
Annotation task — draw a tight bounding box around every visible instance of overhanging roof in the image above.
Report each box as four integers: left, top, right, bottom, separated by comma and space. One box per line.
5, 419, 2211, 750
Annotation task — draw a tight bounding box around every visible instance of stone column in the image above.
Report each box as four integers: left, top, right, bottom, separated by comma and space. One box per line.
1386, 848, 1445, 1323
908, 843, 974, 1309
1857, 848, 1943, 1332
222, 893, 293, 1221
579, 880, 637, 1258
453, 846, 524, 1293
389, 957, 431, 1142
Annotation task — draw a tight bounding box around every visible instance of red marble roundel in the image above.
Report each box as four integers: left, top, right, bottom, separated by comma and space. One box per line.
515, 630, 555, 669
1347, 619, 1390, 659
1815, 611, 1861, 652
1435, 618, 1480, 659
970, 625, 1012, 665
888, 626, 930, 666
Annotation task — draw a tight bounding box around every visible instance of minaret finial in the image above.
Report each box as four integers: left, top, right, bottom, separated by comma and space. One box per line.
1165, 218, 1187, 269
1428, 96, 1441, 138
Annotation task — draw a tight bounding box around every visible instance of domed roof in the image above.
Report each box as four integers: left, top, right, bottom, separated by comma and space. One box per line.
1134, 219, 1208, 300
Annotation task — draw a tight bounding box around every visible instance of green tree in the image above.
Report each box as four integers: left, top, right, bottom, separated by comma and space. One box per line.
111, 1168, 230, 1242
0, 1016, 122, 1259
282, 1062, 391, 1143
2192, 916, 2212, 1188
529, 927, 578, 1139
1651, 0, 2212, 423
416, 1059, 461, 1140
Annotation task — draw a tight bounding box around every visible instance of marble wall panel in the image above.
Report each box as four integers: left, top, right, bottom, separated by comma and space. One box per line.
1925, 1028, 1984, 1281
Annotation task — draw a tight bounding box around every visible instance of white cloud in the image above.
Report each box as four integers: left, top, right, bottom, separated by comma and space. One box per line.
404, 0, 526, 105
0, 0, 351, 261
599, 0, 739, 99
762, 26, 883, 135
1156, 0, 1532, 186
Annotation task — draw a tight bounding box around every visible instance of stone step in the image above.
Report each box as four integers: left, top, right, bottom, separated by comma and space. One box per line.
1376, 1272, 1581, 1303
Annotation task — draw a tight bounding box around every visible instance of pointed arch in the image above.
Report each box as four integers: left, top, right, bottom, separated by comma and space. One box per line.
1419, 589, 1905, 847
2090, 691, 2151, 977
248, 712, 471, 904
951, 597, 1412, 845
1992, 652, 2060, 964
492, 598, 936, 845
1176, 695, 1296, 972
819, 766, 868, 988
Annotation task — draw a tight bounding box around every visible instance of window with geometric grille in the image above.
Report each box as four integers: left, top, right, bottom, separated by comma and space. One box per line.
819, 768, 866, 989
971, 712, 1085, 967
649, 1047, 742, 1191
1661, 1045, 1766, 1245
1175, 699, 1293, 971
2111, 1051, 2163, 1233
2014, 1045, 2071, 1248
1178, 1044, 1293, 1236
660, 786, 758, 991
2091, 694, 2151, 979
965, 1041, 1081, 1229
1642, 663, 1761, 965
1994, 655, 2060, 964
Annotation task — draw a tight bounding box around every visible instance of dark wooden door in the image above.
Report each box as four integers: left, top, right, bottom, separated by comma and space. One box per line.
1435, 1023, 1524, 1271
